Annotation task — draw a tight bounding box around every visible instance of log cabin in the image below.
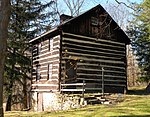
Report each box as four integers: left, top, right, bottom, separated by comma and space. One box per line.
29, 4, 130, 111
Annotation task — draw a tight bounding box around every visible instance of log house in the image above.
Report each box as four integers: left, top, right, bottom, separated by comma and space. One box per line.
29, 4, 130, 111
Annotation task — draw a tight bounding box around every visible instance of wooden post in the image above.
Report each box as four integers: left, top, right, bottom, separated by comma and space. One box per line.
82, 80, 85, 98
102, 67, 104, 96
80, 80, 85, 105
60, 82, 63, 110
60, 82, 62, 93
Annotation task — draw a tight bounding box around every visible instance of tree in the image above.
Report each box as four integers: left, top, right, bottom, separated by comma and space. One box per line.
127, 0, 150, 83
62, 0, 85, 16
4, 0, 58, 111
105, 3, 130, 30
105, 2, 139, 87
0, 0, 11, 116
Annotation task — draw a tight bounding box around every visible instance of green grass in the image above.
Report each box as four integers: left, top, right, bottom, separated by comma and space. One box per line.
5, 87, 150, 117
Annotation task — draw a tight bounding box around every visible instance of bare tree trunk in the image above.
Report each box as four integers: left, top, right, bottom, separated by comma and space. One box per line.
63, 0, 85, 16
23, 75, 28, 109
0, 0, 10, 116
5, 48, 16, 111
5, 82, 13, 111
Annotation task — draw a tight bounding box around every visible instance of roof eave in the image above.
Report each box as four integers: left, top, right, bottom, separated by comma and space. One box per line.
29, 27, 58, 43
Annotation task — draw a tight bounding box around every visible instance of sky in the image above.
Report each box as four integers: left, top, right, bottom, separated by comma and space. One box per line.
41, 0, 143, 17
56, 0, 143, 14
54, 0, 143, 29
41, 0, 144, 30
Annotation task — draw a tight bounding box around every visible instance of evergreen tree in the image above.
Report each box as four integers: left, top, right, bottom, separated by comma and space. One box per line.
0, 0, 11, 116
4, 0, 58, 111
127, 0, 150, 83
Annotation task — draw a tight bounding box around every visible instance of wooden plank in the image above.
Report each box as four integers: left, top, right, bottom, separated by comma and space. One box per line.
85, 88, 102, 90
77, 73, 126, 79
77, 68, 125, 74
61, 83, 86, 86
77, 73, 102, 77
33, 50, 59, 59
77, 77, 126, 82
76, 79, 126, 87
77, 62, 125, 70
61, 89, 85, 91
62, 32, 125, 46
62, 42, 125, 53
102, 75, 126, 79
104, 84, 126, 87
62, 56, 125, 64
62, 51, 121, 60
63, 43, 125, 56
104, 79, 126, 82
32, 84, 58, 86
63, 37, 125, 50
61, 88, 102, 91
31, 89, 58, 92
62, 46, 125, 57
61, 61, 125, 70
77, 78, 102, 82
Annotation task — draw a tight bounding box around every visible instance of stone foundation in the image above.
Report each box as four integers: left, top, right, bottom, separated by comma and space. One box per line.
32, 92, 85, 111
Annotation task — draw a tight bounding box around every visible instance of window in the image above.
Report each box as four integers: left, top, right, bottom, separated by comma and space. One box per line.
48, 64, 52, 80
65, 60, 77, 82
49, 38, 53, 51
37, 43, 41, 55
91, 17, 99, 26
36, 65, 40, 81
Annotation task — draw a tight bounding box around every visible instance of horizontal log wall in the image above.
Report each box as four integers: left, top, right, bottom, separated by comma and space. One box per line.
61, 32, 127, 92
32, 35, 60, 92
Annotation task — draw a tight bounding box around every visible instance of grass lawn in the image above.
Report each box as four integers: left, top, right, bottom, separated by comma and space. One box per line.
5, 86, 150, 117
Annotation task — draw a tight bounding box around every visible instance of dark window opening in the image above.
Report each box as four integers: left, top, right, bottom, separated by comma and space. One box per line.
65, 60, 77, 83
48, 63, 52, 80
36, 65, 40, 81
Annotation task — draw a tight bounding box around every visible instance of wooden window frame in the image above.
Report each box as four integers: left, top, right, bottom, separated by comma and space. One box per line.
49, 38, 53, 51
91, 17, 99, 26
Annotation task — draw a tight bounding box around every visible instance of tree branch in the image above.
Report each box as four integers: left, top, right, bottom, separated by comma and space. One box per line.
114, 0, 135, 10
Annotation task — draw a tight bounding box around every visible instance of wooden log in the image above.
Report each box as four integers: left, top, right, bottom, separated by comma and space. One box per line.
77, 68, 125, 74
62, 32, 125, 46
61, 89, 85, 91
104, 84, 126, 87
63, 37, 125, 50
62, 42, 125, 54
77, 78, 102, 82
61, 83, 86, 86
62, 56, 124, 64
62, 46, 125, 57
77, 62, 125, 70
77, 73, 102, 77
62, 51, 121, 60
31, 89, 58, 92
77, 73, 126, 79
61, 60, 125, 70
76, 78, 125, 82
85, 88, 102, 90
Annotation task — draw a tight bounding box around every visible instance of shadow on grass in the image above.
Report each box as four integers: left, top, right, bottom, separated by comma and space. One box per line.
127, 88, 149, 95
112, 115, 150, 117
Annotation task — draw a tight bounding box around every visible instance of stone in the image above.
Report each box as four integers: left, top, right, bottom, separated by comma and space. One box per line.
103, 101, 110, 105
